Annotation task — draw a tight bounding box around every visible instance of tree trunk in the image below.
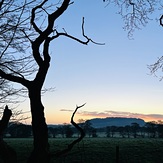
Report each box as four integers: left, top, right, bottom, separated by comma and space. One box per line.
27, 87, 50, 163
0, 106, 17, 163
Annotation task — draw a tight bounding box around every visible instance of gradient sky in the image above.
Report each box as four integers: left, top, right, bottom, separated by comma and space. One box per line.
21, 0, 163, 124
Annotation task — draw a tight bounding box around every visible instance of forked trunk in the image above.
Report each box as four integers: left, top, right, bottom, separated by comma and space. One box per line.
27, 88, 50, 163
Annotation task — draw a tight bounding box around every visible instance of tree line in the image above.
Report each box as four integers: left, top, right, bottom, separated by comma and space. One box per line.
105, 121, 163, 138
3, 120, 163, 139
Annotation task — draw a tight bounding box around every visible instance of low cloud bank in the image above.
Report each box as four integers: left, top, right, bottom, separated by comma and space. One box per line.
60, 109, 163, 122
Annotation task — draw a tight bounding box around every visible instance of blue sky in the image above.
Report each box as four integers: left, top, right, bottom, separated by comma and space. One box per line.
22, 0, 163, 124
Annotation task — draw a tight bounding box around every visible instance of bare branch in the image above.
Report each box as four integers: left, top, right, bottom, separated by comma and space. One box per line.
54, 103, 86, 157
160, 15, 163, 27
0, 0, 4, 10
31, 0, 48, 34
148, 56, 163, 80
107, 0, 158, 38
51, 17, 105, 45
82, 17, 105, 45
0, 69, 29, 87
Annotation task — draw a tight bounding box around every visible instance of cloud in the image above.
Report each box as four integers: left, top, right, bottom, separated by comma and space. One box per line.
75, 110, 163, 122
60, 109, 74, 112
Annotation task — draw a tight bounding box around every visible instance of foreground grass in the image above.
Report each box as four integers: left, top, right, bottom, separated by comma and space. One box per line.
3, 138, 163, 163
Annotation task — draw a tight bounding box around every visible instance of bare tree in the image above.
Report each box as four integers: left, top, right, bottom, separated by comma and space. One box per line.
0, 0, 95, 162
104, 1, 163, 76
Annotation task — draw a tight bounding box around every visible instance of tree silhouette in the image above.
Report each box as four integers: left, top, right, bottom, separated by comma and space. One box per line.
145, 121, 157, 138
0, 1, 94, 162
131, 122, 140, 138
0, 106, 17, 163
104, 1, 163, 76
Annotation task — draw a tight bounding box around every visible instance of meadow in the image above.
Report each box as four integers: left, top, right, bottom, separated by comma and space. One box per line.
3, 138, 163, 163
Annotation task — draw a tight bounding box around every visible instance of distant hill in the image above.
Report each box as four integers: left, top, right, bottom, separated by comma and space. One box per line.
88, 117, 145, 128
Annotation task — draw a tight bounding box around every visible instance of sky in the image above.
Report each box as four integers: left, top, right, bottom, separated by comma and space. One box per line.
21, 0, 163, 124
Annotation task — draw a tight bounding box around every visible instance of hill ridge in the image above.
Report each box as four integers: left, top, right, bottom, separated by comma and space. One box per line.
88, 117, 145, 128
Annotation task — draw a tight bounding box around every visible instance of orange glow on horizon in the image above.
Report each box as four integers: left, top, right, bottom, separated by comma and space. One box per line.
22, 109, 163, 125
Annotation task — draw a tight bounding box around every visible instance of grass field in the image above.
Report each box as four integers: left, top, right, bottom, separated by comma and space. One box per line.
3, 138, 163, 163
